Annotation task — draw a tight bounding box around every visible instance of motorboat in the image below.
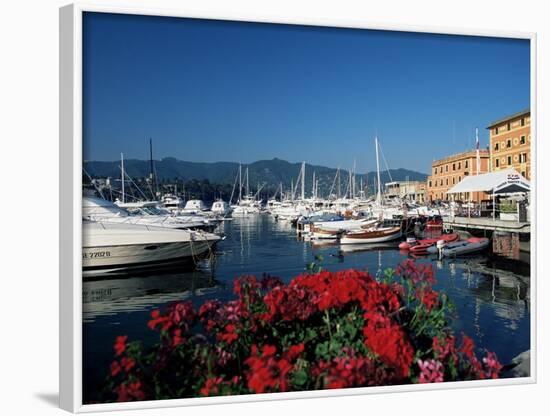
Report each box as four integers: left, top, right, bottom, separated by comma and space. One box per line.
183, 199, 208, 213
211, 199, 232, 216
82, 220, 221, 277
408, 233, 459, 255
83, 196, 216, 231
340, 225, 403, 245
314, 218, 378, 232
161, 194, 183, 212
430, 237, 490, 257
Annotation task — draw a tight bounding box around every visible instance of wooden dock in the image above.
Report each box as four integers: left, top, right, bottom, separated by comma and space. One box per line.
443, 216, 530, 234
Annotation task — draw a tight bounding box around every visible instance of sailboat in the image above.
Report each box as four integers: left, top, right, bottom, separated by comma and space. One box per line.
231, 165, 261, 216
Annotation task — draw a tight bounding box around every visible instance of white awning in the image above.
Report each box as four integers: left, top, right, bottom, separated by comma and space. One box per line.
446, 169, 530, 195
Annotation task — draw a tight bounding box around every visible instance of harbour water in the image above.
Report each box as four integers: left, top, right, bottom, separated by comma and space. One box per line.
83, 214, 530, 402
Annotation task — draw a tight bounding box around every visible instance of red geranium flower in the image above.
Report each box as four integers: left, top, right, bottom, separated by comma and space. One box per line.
114, 335, 127, 356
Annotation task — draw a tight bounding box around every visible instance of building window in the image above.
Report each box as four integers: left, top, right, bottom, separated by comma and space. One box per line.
445, 165, 448, 172
446, 178, 449, 186
458, 162, 461, 169
521, 171, 526, 177
452, 177, 455, 184
521, 118, 525, 126
458, 176, 461, 181
520, 153, 527, 163
495, 158, 500, 168
464, 172, 469, 176
506, 139, 511, 148
495, 127, 499, 134
440, 180, 443, 186
494, 142, 499, 151
452, 163, 456, 171
520, 135, 526, 144
507, 122, 511, 131
465, 160, 468, 168
429, 180, 432, 187
507, 156, 512, 165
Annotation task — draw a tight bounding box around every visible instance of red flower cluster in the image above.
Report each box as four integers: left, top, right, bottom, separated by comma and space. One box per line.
291, 269, 372, 311
148, 301, 196, 333
115, 380, 145, 402
244, 344, 303, 393
313, 353, 372, 389
101, 260, 503, 404
110, 357, 135, 377
114, 335, 127, 356
200, 376, 241, 396
416, 286, 439, 312
363, 312, 414, 378
263, 285, 316, 322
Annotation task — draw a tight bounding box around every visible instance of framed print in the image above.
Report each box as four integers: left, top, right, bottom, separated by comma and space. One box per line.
59, 2, 536, 412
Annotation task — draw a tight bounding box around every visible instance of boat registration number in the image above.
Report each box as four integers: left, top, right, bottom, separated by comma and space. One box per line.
83, 251, 111, 259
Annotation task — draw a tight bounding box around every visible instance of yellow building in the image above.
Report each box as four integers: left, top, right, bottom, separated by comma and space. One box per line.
427, 149, 490, 202
487, 109, 531, 180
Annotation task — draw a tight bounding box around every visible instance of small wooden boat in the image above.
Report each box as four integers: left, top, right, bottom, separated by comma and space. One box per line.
439, 237, 490, 257
310, 225, 342, 240
340, 226, 402, 245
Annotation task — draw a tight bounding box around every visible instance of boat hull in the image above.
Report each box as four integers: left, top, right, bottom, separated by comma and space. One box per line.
83, 240, 213, 277
340, 227, 402, 245
440, 238, 490, 257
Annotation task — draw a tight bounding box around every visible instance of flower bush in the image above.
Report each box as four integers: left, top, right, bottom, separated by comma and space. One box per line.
100, 260, 501, 403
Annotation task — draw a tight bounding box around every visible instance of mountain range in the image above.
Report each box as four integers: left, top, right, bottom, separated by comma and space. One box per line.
84, 157, 428, 196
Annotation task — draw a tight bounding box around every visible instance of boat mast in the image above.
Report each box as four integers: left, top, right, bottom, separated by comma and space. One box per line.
337, 167, 341, 199
352, 159, 357, 199
246, 167, 249, 197
239, 164, 242, 202
120, 152, 125, 203
348, 169, 352, 199
312, 171, 316, 199
375, 136, 382, 205
149, 138, 156, 197
301, 161, 305, 200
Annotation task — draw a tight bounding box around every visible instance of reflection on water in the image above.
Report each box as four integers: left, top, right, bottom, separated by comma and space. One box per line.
83, 271, 222, 323
83, 214, 530, 402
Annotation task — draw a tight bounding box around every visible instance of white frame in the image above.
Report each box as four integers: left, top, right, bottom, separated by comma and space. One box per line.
59, 2, 537, 412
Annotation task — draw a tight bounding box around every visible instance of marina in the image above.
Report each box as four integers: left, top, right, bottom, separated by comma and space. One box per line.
81, 131, 532, 402
83, 213, 531, 403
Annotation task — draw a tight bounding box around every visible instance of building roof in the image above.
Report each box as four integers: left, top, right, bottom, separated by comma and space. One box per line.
446, 169, 530, 195
486, 109, 530, 129
432, 149, 489, 166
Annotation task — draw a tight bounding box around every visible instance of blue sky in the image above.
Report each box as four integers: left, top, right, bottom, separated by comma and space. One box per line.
83, 12, 530, 174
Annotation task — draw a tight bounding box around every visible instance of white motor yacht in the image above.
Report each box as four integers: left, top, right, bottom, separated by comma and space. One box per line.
211, 199, 232, 216
82, 220, 221, 277
83, 196, 215, 231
